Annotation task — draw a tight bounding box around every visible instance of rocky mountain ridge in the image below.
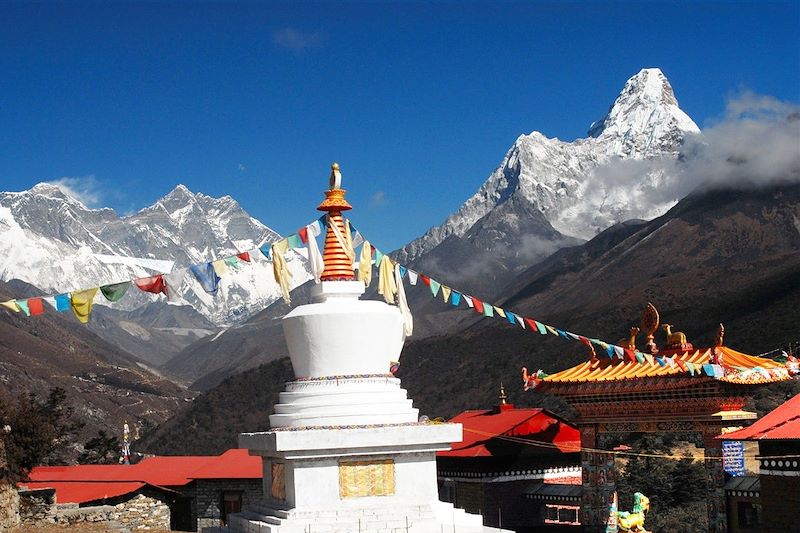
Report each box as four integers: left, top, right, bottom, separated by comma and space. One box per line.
0, 183, 311, 326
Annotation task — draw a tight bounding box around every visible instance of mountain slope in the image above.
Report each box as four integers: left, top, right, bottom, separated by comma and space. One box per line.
398, 68, 700, 269
143, 182, 800, 454
0, 184, 311, 326
0, 279, 191, 456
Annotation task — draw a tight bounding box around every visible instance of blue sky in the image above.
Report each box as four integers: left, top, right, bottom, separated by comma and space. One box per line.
1, 1, 798, 251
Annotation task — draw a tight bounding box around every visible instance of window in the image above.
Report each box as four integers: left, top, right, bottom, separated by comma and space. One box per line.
544, 504, 581, 525
221, 491, 242, 525
737, 501, 761, 529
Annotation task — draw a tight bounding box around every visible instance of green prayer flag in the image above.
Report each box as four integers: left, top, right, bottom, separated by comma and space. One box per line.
100, 281, 131, 302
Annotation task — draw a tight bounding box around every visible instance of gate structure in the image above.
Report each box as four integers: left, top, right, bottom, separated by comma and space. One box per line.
533, 312, 793, 532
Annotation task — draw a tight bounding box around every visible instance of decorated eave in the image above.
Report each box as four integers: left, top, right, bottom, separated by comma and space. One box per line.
531, 305, 796, 400
538, 345, 790, 392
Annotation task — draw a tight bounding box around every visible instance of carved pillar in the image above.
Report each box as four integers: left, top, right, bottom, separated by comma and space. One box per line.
701, 423, 727, 533
579, 424, 616, 532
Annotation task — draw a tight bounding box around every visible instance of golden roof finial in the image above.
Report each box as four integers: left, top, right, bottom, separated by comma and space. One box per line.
499, 383, 508, 405
330, 162, 342, 190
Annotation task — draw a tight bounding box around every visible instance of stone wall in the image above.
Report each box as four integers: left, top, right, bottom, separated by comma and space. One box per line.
17, 487, 56, 524
0, 482, 19, 532
0, 438, 19, 532
195, 479, 262, 530
109, 492, 171, 530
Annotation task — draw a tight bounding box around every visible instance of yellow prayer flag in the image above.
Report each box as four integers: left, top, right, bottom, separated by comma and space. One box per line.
71, 288, 99, 324
493, 306, 506, 318
1, 300, 19, 313
441, 286, 451, 303
212, 259, 228, 277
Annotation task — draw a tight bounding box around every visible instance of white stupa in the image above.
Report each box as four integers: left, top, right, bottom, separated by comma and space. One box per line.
228, 165, 504, 533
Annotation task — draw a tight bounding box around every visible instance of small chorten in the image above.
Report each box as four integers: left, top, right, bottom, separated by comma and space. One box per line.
497, 383, 514, 412
317, 163, 355, 281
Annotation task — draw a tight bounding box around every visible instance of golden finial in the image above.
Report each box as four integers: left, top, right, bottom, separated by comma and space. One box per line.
329, 162, 342, 190
499, 383, 508, 405
714, 323, 725, 347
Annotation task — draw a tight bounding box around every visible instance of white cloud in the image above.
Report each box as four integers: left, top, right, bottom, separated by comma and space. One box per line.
45, 176, 103, 207
238, 163, 246, 172
271, 27, 322, 52
369, 191, 386, 208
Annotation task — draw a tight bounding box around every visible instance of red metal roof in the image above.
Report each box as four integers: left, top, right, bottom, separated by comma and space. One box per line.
188, 448, 262, 479
22, 481, 147, 504
721, 394, 800, 441
24, 449, 263, 503
439, 407, 580, 457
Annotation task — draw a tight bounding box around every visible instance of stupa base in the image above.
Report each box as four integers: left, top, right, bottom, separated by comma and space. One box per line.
224, 499, 507, 532
224, 424, 509, 533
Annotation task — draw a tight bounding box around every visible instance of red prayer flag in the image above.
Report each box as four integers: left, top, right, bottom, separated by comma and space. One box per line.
28, 297, 45, 316
524, 317, 538, 331
578, 335, 592, 347
420, 274, 431, 287
472, 298, 484, 314
623, 348, 636, 362
676, 359, 687, 371
298, 227, 309, 244
237, 251, 251, 262
134, 275, 167, 296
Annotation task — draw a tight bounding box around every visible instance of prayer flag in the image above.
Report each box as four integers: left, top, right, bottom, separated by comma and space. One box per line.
298, 226, 308, 244
134, 275, 167, 296
451, 291, 461, 306
545, 325, 558, 336
483, 305, 494, 318
0, 300, 19, 313
71, 288, 98, 324
429, 279, 441, 298
506, 312, 516, 325
606, 345, 616, 358
441, 286, 451, 303
212, 259, 228, 277
536, 321, 548, 335
493, 306, 506, 318
644, 354, 654, 365
614, 346, 625, 358
259, 244, 272, 261
635, 352, 645, 364
16, 300, 31, 316
656, 356, 666, 367
420, 274, 430, 287
463, 295, 473, 308
516, 314, 526, 329
224, 256, 241, 270
556, 329, 569, 339
287, 233, 303, 250
524, 317, 537, 331
27, 298, 45, 316
373, 248, 384, 267
164, 269, 186, 302
237, 251, 251, 262
54, 294, 71, 311
191, 263, 221, 295
399, 265, 407, 279
578, 335, 591, 347
472, 298, 484, 314
100, 281, 131, 302
408, 270, 418, 285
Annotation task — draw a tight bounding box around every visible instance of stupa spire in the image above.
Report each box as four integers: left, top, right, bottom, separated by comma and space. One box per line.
317, 163, 355, 281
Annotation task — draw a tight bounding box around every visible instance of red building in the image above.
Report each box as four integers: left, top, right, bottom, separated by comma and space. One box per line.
20, 448, 262, 530
437, 386, 581, 532
721, 393, 800, 533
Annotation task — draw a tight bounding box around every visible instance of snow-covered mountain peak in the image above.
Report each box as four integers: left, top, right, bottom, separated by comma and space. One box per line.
398, 67, 702, 263
587, 68, 699, 154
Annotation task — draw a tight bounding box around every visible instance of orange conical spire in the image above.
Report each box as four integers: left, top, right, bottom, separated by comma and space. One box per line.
317, 163, 355, 281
